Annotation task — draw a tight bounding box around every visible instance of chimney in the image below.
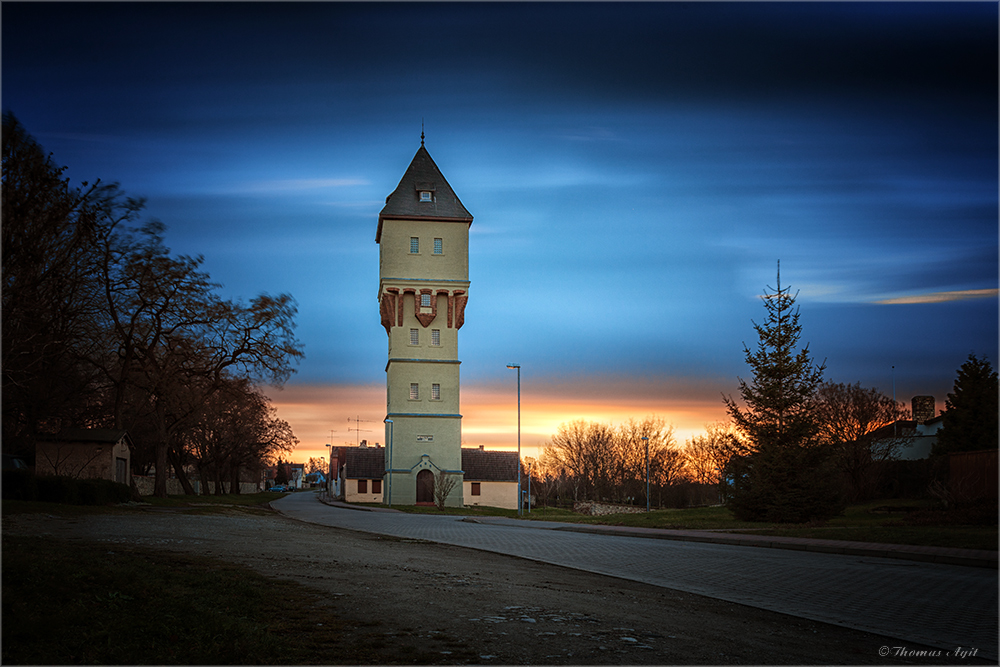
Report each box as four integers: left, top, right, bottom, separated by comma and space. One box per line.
479, 444, 485, 451
911, 396, 935, 423
375, 442, 381, 449
359, 439, 367, 448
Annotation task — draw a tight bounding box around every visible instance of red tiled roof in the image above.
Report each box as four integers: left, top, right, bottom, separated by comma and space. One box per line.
345, 447, 385, 479
461, 448, 518, 482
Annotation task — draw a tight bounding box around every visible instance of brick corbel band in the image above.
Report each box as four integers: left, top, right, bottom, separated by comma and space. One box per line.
380, 288, 400, 335
380, 288, 469, 332
415, 288, 437, 328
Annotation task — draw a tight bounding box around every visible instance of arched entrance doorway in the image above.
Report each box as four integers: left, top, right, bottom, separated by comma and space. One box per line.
416, 469, 434, 504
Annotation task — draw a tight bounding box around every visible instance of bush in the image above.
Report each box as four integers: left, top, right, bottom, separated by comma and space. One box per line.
725, 445, 845, 523
2, 472, 132, 505
2, 469, 36, 501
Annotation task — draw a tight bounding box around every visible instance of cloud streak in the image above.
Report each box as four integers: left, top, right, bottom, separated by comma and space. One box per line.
874, 289, 999, 305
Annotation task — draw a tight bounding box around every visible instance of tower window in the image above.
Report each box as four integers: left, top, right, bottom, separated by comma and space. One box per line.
410, 237, 419, 254
431, 329, 440, 346
420, 293, 431, 308
433, 238, 443, 254
431, 383, 441, 400
409, 328, 419, 345
409, 383, 419, 400
420, 191, 432, 202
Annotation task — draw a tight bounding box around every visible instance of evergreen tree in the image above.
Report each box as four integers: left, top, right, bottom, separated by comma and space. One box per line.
934, 354, 998, 455
723, 264, 843, 522
274, 459, 290, 485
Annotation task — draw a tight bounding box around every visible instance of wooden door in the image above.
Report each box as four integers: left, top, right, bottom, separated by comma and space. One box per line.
416, 469, 434, 503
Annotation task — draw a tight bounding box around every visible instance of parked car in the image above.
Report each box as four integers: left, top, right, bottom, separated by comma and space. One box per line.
267, 485, 286, 492
2, 454, 28, 471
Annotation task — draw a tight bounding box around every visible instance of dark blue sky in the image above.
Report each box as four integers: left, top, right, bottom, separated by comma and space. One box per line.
4, 2, 997, 448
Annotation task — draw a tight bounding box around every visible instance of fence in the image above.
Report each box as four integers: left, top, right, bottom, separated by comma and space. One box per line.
949, 449, 998, 501
132, 475, 260, 496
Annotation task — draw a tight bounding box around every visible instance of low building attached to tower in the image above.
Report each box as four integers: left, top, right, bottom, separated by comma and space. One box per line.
377, 140, 472, 506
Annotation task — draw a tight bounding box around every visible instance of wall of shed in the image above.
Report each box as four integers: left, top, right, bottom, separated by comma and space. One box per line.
464, 480, 517, 510
345, 478, 384, 504
35, 440, 130, 482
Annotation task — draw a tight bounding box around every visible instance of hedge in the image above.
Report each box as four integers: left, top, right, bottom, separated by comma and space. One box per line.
2, 470, 132, 505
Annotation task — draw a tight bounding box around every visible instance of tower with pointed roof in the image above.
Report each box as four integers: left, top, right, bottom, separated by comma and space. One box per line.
377, 137, 472, 506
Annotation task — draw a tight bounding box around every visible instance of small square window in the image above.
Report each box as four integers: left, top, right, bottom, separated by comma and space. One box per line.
420, 191, 432, 202
432, 383, 441, 400
372, 479, 382, 494
409, 383, 419, 400
431, 329, 440, 346
410, 328, 419, 345
410, 237, 419, 253
358, 479, 368, 494
433, 238, 443, 254
471, 482, 481, 496
420, 293, 431, 307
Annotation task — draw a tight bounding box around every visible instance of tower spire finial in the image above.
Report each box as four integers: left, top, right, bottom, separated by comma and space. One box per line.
421, 118, 425, 146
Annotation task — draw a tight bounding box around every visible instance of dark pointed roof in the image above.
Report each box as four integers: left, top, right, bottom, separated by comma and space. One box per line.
376, 145, 473, 243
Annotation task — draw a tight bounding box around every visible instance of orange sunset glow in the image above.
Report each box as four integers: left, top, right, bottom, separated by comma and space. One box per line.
272, 376, 733, 466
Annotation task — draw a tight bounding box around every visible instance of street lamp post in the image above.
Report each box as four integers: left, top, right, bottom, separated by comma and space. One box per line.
642, 436, 649, 512
506, 363, 521, 517
384, 418, 393, 507
527, 459, 532, 514
325, 443, 332, 500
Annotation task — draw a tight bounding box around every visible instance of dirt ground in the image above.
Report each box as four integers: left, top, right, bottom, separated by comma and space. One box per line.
4, 507, 988, 665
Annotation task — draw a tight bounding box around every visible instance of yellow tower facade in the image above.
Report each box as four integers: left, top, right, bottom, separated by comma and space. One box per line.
376, 140, 472, 506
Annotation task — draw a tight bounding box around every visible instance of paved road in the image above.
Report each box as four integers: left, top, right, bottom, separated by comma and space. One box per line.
273, 493, 998, 659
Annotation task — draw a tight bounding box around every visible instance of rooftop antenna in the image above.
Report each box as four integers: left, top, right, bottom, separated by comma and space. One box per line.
347, 416, 373, 447
421, 118, 425, 146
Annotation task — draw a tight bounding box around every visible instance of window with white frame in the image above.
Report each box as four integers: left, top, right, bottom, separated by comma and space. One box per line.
420, 191, 432, 202
410, 237, 419, 254
433, 238, 443, 254
431, 383, 441, 400
431, 329, 440, 346
420, 293, 431, 308
409, 328, 419, 345
409, 383, 419, 400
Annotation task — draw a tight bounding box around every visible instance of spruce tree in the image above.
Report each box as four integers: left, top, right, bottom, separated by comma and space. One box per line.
934, 354, 998, 455
723, 264, 843, 522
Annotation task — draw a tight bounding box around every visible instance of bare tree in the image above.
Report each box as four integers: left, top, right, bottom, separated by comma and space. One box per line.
2, 112, 131, 454
685, 422, 749, 487
815, 381, 911, 501
434, 470, 459, 509
541, 417, 680, 506
95, 223, 303, 496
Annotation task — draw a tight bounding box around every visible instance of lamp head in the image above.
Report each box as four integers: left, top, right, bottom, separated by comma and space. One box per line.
506, 363, 520, 369
384, 418, 393, 424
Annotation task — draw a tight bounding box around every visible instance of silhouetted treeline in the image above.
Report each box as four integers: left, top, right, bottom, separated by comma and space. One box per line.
2, 113, 304, 496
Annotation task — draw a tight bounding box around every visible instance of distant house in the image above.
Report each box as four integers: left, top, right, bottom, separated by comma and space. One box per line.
289, 463, 305, 489
35, 429, 132, 485
304, 471, 327, 487
871, 396, 943, 460
334, 444, 385, 503
462, 446, 518, 510
331, 443, 519, 508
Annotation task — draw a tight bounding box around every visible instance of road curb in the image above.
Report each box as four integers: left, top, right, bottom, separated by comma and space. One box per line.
552, 525, 999, 569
